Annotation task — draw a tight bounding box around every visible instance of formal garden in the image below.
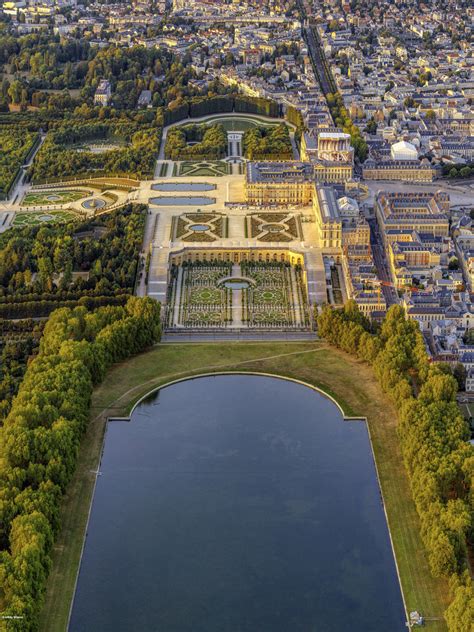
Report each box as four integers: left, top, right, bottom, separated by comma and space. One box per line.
22, 190, 88, 206
165, 259, 310, 329
13, 210, 80, 227
166, 262, 233, 327
246, 212, 302, 242
173, 161, 230, 177
201, 115, 283, 132
241, 262, 309, 327
172, 213, 228, 242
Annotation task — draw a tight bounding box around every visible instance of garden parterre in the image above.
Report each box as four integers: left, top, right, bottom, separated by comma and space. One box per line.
166, 260, 310, 329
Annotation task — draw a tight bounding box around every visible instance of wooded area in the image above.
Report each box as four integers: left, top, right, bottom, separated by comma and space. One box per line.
0, 203, 146, 318
164, 123, 227, 161
29, 117, 160, 182
242, 124, 293, 160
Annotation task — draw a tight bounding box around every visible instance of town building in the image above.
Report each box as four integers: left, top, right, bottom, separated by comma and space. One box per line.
375, 191, 450, 242
362, 159, 436, 182
94, 79, 112, 106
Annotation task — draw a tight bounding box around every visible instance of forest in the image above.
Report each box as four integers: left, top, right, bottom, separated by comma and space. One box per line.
317, 302, 474, 631
0, 39, 198, 111
242, 124, 293, 160
0, 204, 146, 318
0, 297, 161, 631
164, 123, 227, 161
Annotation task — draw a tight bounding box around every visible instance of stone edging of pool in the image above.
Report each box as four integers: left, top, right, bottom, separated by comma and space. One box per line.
114, 371, 365, 422
109, 370, 410, 629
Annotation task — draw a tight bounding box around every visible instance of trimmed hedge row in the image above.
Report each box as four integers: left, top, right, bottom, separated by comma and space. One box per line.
0, 297, 161, 630
317, 302, 474, 631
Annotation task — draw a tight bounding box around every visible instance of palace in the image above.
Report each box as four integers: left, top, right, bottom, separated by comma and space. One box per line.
301, 130, 354, 183
245, 162, 314, 205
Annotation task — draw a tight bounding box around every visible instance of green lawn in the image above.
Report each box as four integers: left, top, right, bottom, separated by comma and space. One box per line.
199, 114, 292, 132
38, 342, 450, 632
13, 210, 79, 227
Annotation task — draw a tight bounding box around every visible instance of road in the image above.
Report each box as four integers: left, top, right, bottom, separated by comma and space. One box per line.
369, 218, 399, 306
302, 25, 334, 95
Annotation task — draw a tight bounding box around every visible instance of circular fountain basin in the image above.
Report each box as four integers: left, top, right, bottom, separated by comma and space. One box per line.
82, 198, 106, 210
224, 280, 250, 290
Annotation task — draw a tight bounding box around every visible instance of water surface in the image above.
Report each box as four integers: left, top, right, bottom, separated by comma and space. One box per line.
149, 196, 215, 206
69, 375, 405, 632
152, 183, 216, 192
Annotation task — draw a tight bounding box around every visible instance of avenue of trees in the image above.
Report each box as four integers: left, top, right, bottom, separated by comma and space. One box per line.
326, 92, 368, 162
0, 127, 39, 198
0, 204, 146, 318
0, 297, 161, 630
164, 123, 227, 161
317, 302, 474, 630
242, 124, 293, 161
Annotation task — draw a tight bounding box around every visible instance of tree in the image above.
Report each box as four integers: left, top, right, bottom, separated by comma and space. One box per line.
445, 574, 474, 632
452, 363, 466, 391
364, 118, 377, 134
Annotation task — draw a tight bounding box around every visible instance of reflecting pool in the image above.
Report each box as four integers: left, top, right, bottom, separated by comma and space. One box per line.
69, 375, 406, 632
149, 196, 215, 206
152, 183, 216, 192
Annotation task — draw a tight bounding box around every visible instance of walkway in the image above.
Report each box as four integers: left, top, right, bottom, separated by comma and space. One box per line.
161, 331, 318, 342
0, 133, 46, 210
